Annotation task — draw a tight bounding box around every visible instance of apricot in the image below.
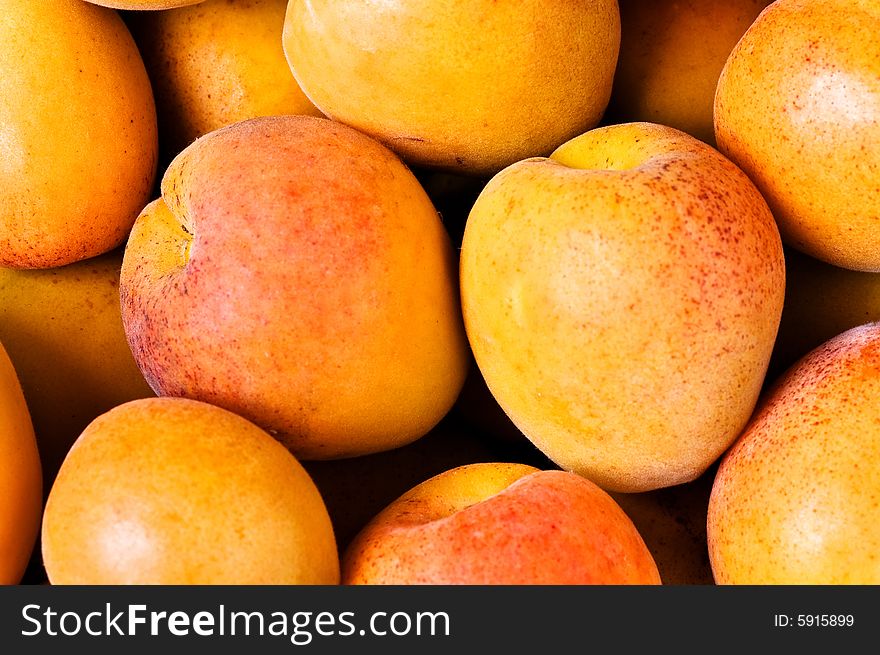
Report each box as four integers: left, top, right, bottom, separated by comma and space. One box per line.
121, 116, 469, 459
42, 397, 339, 584
709, 323, 880, 584
0, 342, 41, 584
343, 463, 661, 585
0, 0, 157, 268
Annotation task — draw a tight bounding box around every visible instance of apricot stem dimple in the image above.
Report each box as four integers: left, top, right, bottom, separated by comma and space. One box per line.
135, 198, 194, 275
549, 123, 698, 173
393, 464, 542, 528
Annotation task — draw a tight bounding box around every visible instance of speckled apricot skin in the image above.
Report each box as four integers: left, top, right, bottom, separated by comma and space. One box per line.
709, 323, 880, 584
460, 122, 786, 493
130, 0, 323, 160
0, 343, 41, 585
0, 0, 157, 268
283, 0, 620, 176
609, 0, 771, 144
42, 397, 339, 585
342, 463, 661, 585
715, 0, 880, 272
120, 115, 469, 460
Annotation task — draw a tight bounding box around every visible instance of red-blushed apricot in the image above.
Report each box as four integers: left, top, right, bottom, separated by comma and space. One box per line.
343, 463, 661, 585
120, 115, 469, 460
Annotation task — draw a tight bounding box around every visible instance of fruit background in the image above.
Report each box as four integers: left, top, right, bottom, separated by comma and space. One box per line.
2, 0, 879, 585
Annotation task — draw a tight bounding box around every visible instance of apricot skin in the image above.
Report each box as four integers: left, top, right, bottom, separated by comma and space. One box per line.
461, 123, 785, 492
343, 463, 661, 585
42, 397, 339, 585
715, 0, 880, 271
121, 116, 469, 460
709, 323, 880, 584
0, 0, 157, 268
0, 343, 41, 585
